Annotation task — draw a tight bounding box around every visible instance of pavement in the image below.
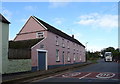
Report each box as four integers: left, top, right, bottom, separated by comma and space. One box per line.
2, 61, 93, 84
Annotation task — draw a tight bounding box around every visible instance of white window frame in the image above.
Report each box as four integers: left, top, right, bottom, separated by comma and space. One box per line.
67, 41, 70, 49
80, 55, 81, 61
56, 49, 60, 61
56, 40, 59, 46
62, 43, 65, 48
56, 36, 59, 46
67, 52, 71, 62
62, 39, 65, 48
36, 32, 44, 38
73, 53, 76, 61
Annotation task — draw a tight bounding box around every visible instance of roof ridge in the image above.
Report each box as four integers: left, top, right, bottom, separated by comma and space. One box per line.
33, 16, 85, 47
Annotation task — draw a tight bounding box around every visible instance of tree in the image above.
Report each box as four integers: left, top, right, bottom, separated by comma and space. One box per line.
101, 47, 120, 61
101, 47, 115, 57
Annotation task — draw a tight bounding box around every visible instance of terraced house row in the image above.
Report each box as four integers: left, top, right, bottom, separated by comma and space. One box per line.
1, 14, 86, 74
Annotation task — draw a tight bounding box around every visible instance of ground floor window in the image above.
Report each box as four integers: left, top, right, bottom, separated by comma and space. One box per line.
67, 52, 71, 62
73, 53, 76, 61
56, 49, 60, 62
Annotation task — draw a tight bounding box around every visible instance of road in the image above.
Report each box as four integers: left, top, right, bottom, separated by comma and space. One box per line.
30, 59, 119, 83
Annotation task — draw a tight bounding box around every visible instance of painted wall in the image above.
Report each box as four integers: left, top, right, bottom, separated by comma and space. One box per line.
0, 21, 2, 83
0, 19, 31, 74
14, 16, 47, 41
0, 22, 9, 74
45, 31, 85, 65
31, 31, 86, 69
0, 21, 2, 75
13, 16, 85, 70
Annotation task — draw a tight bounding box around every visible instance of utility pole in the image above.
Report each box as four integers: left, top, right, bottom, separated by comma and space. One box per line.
85, 42, 88, 62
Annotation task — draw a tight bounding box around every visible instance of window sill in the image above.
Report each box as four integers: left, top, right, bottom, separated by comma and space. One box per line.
67, 60, 71, 62
56, 44, 59, 46
56, 60, 60, 62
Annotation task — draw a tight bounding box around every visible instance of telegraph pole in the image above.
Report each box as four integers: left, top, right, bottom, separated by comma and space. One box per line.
85, 42, 88, 62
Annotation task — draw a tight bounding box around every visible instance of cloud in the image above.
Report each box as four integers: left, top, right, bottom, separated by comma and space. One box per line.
24, 6, 35, 11
87, 45, 104, 52
49, 2, 69, 8
53, 18, 65, 25
2, 8, 12, 21
76, 13, 118, 31
74, 32, 83, 40
20, 18, 27, 23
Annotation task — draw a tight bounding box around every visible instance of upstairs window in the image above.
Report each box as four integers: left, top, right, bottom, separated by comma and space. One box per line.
73, 42, 75, 46
36, 32, 44, 38
56, 36, 59, 46
62, 39, 65, 48
77, 49, 79, 53
73, 48, 75, 51
67, 41, 70, 49
56, 40, 59, 46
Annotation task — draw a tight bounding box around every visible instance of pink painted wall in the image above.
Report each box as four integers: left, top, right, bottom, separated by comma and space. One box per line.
14, 16, 85, 68
31, 31, 86, 67
14, 16, 47, 41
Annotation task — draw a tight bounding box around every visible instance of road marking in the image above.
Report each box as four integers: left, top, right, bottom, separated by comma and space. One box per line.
79, 73, 91, 79
96, 73, 116, 79
33, 72, 119, 82
62, 72, 81, 77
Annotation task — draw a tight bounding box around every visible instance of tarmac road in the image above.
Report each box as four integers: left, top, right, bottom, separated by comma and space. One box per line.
30, 59, 119, 83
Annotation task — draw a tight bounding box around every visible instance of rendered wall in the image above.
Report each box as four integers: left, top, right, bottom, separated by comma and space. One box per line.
31, 31, 86, 69
6, 59, 31, 74
46, 31, 86, 65
0, 22, 2, 83
1, 22, 9, 74
1, 22, 31, 74
14, 17, 47, 41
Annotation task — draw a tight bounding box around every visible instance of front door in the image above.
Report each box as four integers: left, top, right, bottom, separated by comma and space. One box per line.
38, 51, 46, 70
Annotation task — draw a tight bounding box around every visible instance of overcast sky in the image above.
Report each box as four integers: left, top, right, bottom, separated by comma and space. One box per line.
1, 1, 118, 51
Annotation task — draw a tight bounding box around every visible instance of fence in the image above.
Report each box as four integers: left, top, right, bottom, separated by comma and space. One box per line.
8, 49, 31, 59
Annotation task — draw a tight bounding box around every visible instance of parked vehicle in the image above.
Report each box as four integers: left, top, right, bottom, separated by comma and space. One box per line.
104, 52, 113, 62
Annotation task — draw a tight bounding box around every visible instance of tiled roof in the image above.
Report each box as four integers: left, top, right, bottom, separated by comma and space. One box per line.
0, 14, 10, 24
33, 16, 85, 48
9, 38, 44, 49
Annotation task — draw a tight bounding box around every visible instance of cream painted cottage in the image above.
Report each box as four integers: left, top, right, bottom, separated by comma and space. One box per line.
0, 14, 10, 74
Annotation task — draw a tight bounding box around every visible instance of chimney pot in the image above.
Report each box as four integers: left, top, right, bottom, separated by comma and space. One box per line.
72, 35, 74, 38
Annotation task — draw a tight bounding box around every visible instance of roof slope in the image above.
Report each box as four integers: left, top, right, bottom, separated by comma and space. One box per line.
0, 14, 10, 24
33, 16, 85, 47
9, 38, 44, 49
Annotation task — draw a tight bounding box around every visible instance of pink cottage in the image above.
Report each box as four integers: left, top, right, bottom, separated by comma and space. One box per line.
14, 16, 86, 71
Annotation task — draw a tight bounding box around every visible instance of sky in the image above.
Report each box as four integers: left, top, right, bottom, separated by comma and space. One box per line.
1, 1, 118, 52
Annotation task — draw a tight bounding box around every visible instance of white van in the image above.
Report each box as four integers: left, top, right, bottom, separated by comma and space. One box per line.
104, 52, 113, 62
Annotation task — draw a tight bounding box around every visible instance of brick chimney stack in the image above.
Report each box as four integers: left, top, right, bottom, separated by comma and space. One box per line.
72, 35, 74, 38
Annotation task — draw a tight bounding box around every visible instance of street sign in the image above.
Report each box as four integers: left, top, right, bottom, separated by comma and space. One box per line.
96, 72, 115, 79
